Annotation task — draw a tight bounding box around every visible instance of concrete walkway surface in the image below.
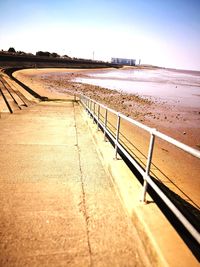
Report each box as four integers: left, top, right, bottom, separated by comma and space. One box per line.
0, 101, 150, 266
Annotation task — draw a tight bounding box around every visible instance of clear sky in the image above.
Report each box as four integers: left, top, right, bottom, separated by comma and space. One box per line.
0, 0, 200, 70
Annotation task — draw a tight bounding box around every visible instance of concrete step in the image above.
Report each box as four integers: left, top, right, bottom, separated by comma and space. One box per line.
0, 92, 10, 113
4, 77, 31, 105
12, 89, 31, 107
0, 74, 35, 116
0, 77, 29, 107
0, 83, 20, 113
1, 74, 35, 104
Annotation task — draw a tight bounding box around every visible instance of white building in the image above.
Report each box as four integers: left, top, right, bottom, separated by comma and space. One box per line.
111, 58, 136, 66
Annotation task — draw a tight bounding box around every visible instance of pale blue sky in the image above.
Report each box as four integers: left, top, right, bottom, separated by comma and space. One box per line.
0, 0, 200, 70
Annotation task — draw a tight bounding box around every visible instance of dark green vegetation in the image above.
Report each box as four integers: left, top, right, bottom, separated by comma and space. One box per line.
0, 50, 119, 69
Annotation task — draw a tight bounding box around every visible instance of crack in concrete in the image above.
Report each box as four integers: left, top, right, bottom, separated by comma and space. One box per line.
73, 102, 93, 267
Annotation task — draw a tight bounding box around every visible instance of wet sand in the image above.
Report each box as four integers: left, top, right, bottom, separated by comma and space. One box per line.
13, 68, 200, 212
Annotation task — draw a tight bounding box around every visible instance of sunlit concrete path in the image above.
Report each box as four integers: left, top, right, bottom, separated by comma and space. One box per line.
0, 101, 149, 266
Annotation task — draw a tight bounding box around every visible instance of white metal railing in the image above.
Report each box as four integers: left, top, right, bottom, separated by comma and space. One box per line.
79, 94, 200, 245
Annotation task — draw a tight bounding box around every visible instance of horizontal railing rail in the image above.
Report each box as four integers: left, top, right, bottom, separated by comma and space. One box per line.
79, 94, 200, 246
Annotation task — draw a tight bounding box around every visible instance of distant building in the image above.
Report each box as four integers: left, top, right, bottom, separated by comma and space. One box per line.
111, 57, 136, 66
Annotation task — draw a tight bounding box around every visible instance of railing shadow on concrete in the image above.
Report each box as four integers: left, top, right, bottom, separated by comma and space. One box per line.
79, 94, 200, 255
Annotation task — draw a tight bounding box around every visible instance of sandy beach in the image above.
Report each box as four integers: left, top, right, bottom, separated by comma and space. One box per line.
14, 67, 200, 149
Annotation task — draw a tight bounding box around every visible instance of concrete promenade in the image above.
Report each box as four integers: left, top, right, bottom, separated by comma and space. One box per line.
0, 100, 149, 266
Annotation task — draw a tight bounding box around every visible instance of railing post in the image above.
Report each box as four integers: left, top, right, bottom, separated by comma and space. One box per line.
97, 105, 100, 131
88, 99, 90, 111
104, 109, 108, 141
115, 113, 121, 159
86, 98, 89, 113
90, 99, 92, 117
93, 102, 96, 123
141, 129, 156, 203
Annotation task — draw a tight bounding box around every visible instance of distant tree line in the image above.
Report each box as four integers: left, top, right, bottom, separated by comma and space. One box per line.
0, 47, 70, 59
0, 47, 108, 64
